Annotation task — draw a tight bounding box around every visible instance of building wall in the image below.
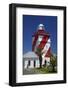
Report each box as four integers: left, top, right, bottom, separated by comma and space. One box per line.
24, 59, 40, 69
42, 57, 50, 66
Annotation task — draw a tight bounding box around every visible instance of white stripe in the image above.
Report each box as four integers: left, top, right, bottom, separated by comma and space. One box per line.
32, 37, 35, 45
42, 38, 51, 58
34, 36, 43, 52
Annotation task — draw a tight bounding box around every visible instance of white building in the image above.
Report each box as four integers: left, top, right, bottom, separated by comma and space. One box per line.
23, 51, 39, 69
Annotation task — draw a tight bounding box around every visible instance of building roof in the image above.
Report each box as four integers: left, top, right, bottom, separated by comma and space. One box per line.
32, 24, 50, 36
38, 24, 45, 30
23, 51, 39, 59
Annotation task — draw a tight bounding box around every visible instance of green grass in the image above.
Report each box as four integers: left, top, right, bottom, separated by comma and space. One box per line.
33, 66, 57, 74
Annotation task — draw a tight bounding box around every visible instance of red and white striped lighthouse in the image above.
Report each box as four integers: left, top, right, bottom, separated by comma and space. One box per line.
32, 24, 51, 66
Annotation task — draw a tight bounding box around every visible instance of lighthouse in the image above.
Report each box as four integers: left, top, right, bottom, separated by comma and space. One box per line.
32, 24, 51, 66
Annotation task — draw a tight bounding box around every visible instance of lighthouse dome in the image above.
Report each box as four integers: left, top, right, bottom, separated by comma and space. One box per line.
38, 24, 45, 30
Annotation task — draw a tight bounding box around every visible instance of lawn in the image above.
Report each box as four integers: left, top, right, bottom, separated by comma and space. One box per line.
33, 66, 57, 74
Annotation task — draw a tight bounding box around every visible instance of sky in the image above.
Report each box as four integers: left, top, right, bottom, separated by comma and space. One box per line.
23, 15, 57, 54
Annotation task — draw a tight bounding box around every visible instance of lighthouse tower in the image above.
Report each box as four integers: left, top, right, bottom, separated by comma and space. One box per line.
32, 24, 51, 66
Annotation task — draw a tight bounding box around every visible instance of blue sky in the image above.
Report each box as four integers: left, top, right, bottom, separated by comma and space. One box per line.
23, 15, 57, 54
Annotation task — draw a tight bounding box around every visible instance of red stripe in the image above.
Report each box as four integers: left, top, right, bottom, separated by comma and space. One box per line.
45, 47, 51, 57
37, 35, 49, 50
32, 35, 38, 51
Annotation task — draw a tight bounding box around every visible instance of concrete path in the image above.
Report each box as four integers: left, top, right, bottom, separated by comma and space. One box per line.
23, 68, 41, 75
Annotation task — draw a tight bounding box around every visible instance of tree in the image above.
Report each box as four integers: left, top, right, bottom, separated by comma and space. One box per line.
50, 54, 57, 72
36, 48, 43, 68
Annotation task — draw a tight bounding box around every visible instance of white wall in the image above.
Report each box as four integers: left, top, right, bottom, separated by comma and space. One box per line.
0, 0, 68, 90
